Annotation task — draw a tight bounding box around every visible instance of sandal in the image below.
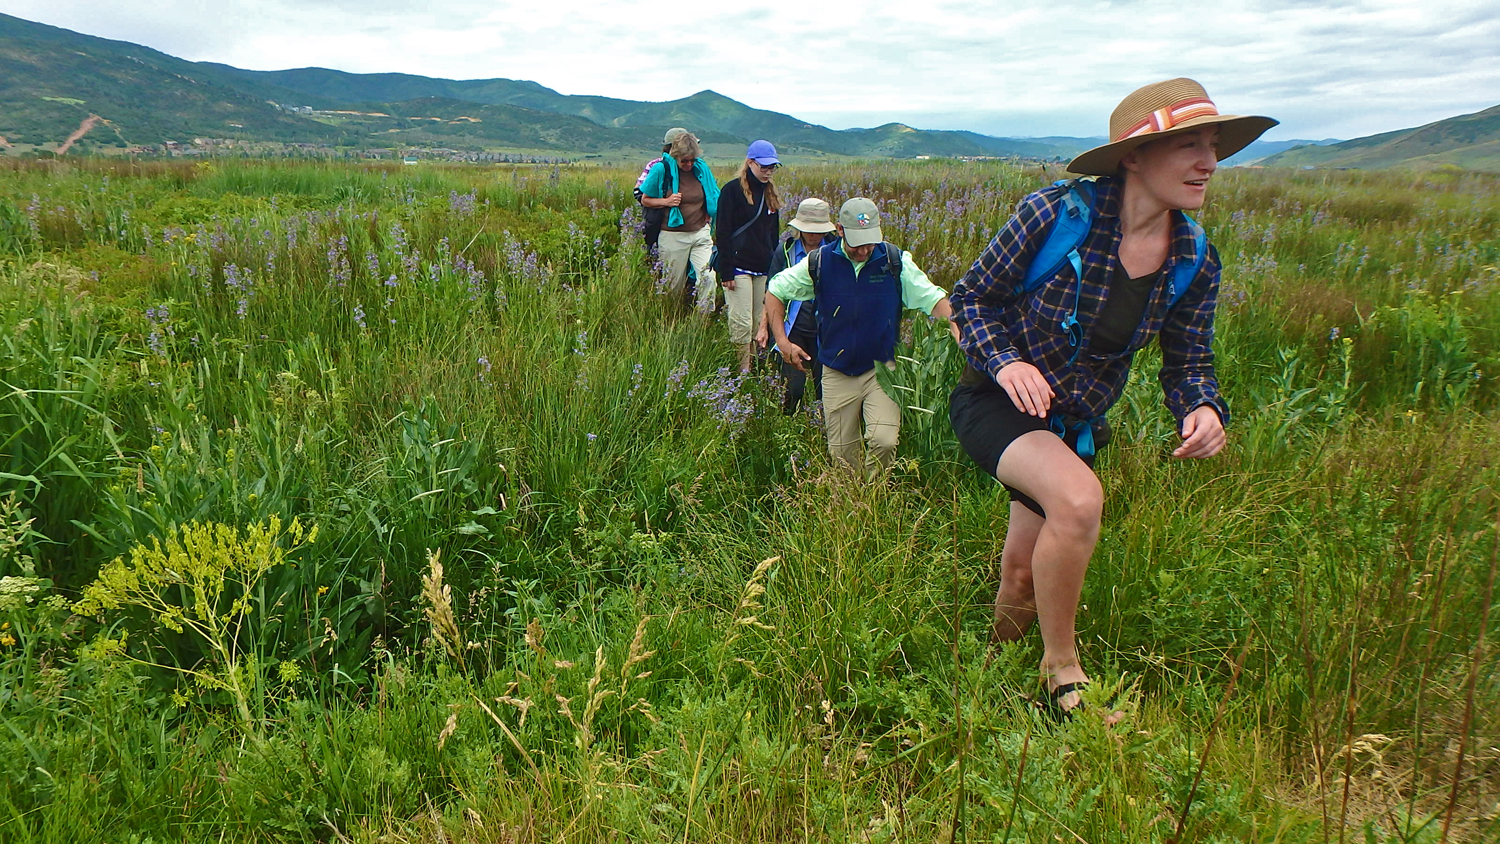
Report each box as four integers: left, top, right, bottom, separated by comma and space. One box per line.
1039, 681, 1089, 722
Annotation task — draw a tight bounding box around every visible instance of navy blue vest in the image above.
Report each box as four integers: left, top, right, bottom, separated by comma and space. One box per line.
815, 241, 903, 376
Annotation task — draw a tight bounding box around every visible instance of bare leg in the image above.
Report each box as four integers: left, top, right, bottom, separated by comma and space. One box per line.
994, 430, 1103, 708
992, 501, 1043, 644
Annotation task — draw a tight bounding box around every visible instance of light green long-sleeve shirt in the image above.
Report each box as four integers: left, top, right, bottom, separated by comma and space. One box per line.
767, 242, 947, 314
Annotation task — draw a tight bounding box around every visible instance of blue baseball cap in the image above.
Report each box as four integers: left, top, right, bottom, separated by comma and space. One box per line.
746, 139, 779, 165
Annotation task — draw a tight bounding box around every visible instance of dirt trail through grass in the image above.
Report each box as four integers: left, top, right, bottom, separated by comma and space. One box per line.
57, 114, 102, 156
0, 133, 10, 148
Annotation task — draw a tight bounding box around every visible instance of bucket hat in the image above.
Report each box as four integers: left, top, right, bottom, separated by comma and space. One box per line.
663, 127, 688, 145
1067, 78, 1277, 176
789, 197, 835, 233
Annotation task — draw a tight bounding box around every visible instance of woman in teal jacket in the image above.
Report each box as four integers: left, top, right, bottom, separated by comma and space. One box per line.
638, 131, 721, 309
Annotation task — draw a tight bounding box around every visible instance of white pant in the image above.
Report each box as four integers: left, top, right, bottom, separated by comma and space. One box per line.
658, 226, 714, 309
725, 274, 767, 345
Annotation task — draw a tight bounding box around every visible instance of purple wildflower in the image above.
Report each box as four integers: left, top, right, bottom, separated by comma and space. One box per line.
144, 305, 173, 356
628, 362, 644, 398
449, 189, 478, 217
664, 359, 690, 397
224, 263, 252, 319
328, 234, 351, 288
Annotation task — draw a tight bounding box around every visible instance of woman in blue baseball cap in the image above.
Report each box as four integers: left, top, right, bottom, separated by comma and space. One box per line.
715, 139, 783, 372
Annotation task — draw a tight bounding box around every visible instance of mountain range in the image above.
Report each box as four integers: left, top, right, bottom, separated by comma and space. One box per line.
3, 11, 1494, 170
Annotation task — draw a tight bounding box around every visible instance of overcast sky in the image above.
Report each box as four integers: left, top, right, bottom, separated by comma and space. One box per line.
4, 0, 1497, 141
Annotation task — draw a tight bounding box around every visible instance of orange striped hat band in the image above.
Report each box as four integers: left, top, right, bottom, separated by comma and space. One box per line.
1118, 97, 1220, 141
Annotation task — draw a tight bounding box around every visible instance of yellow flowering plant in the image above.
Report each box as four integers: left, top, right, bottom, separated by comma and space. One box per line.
74, 516, 317, 734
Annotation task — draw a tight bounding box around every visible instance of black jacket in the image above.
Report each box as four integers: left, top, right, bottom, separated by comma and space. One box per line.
714, 176, 780, 276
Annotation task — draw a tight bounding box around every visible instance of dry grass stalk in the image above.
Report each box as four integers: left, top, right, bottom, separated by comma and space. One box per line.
620, 615, 659, 722
525, 617, 546, 656
437, 705, 460, 751
732, 556, 780, 633
421, 550, 467, 673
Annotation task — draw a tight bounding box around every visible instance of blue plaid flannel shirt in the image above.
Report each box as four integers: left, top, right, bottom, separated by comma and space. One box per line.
949, 175, 1229, 426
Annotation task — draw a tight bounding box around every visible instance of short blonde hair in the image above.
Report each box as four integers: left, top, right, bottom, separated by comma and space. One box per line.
669, 133, 702, 163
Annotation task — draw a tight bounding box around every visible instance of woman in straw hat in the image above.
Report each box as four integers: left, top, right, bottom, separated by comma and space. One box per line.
760, 197, 839, 414
948, 78, 1275, 719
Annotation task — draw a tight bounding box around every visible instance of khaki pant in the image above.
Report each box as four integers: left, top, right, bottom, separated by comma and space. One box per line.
658, 226, 715, 310
821, 365, 901, 478
725, 274, 767, 345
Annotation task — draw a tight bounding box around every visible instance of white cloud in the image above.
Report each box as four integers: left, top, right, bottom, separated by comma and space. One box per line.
1, 0, 1496, 140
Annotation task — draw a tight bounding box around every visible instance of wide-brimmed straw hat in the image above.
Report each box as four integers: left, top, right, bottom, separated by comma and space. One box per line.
1067, 78, 1277, 176
789, 197, 835, 233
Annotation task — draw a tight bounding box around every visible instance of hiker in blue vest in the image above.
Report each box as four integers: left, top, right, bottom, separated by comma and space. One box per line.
767, 197, 960, 477
638, 131, 719, 310
760, 197, 838, 414
948, 78, 1276, 719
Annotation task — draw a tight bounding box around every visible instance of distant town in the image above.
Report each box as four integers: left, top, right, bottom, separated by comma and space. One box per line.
120, 135, 575, 165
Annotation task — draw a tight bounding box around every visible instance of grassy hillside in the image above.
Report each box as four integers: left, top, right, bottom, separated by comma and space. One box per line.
209, 65, 1095, 159
2, 13, 1088, 158
0, 12, 341, 149
315, 97, 677, 152
1265, 105, 1500, 171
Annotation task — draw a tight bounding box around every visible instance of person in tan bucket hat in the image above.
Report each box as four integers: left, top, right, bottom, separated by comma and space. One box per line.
759, 198, 840, 414
948, 78, 1276, 720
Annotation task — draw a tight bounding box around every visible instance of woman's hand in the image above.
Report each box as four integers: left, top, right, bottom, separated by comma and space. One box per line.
754, 318, 769, 349
641, 193, 683, 209
997, 361, 1054, 418
1173, 405, 1225, 459
724, 274, 744, 292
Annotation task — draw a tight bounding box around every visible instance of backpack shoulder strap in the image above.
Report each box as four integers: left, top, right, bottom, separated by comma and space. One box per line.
808, 242, 822, 285
1021, 178, 1095, 293
731, 189, 766, 240
882, 242, 903, 278
1165, 214, 1207, 310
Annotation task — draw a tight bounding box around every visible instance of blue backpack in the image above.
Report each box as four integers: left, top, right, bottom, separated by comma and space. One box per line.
1024, 178, 1207, 366
1020, 178, 1208, 457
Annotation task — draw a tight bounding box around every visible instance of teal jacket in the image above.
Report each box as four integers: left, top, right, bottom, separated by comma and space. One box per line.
637, 158, 720, 230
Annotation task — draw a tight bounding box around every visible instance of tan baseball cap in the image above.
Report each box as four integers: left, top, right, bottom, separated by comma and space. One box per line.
838, 197, 883, 247
663, 127, 689, 145
789, 197, 836, 233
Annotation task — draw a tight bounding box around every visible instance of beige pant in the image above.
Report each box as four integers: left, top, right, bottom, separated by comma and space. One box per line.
821, 365, 901, 478
725, 274, 767, 345
658, 226, 715, 309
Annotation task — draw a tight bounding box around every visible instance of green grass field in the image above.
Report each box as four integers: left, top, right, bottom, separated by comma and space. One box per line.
0, 157, 1496, 842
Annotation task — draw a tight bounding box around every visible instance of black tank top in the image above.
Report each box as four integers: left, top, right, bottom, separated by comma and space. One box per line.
1087, 266, 1160, 355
